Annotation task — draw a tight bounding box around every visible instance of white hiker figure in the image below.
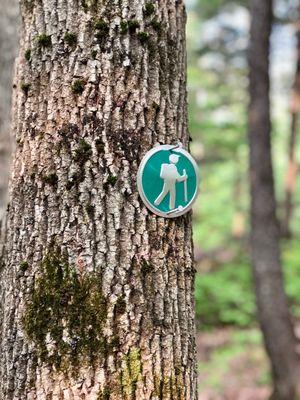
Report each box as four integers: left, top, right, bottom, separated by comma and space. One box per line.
154, 153, 188, 210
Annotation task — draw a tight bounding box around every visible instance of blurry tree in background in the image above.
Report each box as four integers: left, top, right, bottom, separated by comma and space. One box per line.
0, 0, 18, 221
188, 0, 300, 397
248, 0, 300, 398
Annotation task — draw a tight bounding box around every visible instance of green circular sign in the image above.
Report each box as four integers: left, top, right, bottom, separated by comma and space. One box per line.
137, 144, 199, 218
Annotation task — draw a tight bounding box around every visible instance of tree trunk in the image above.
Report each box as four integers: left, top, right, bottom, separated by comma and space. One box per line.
281, 21, 300, 238
0, 1, 197, 399
0, 0, 19, 221
248, 1, 300, 399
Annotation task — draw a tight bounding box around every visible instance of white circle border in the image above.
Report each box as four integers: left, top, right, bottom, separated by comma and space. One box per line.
137, 144, 200, 218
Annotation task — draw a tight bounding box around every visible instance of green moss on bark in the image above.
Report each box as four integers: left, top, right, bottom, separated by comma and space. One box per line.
94, 19, 109, 42
71, 80, 85, 94
25, 49, 31, 61
120, 21, 128, 34
20, 261, 29, 272
141, 260, 153, 274
91, 50, 98, 59
64, 32, 77, 47
36, 34, 51, 47
115, 296, 126, 316
128, 20, 140, 33
85, 203, 95, 216
151, 19, 162, 34
104, 175, 117, 190
74, 139, 92, 163
144, 2, 155, 16
23, 248, 108, 372
43, 173, 58, 186
20, 82, 31, 95
137, 32, 149, 44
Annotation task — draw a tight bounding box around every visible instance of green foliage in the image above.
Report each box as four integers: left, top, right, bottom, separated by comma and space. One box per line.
195, 259, 255, 328
282, 240, 300, 317
198, 329, 269, 392
195, 239, 300, 329
23, 249, 107, 371
195, 0, 248, 19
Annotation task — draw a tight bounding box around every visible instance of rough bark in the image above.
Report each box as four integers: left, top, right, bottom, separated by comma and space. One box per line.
248, 1, 300, 399
0, 1, 197, 399
281, 20, 300, 238
0, 0, 19, 221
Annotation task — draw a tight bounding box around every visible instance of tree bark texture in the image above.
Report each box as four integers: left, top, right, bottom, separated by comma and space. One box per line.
0, 0, 197, 399
248, 1, 300, 399
0, 0, 19, 220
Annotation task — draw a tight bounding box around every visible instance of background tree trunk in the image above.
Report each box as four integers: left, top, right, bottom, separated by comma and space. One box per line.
248, 0, 300, 399
281, 19, 300, 238
0, 0, 19, 222
0, 1, 197, 399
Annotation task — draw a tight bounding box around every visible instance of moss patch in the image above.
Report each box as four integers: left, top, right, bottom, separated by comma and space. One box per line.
43, 173, 58, 187
66, 170, 85, 190
71, 80, 85, 95
151, 19, 162, 34
20, 261, 29, 272
120, 21, 128, 34
94, 19, 109, 41
141, 260, 153, 274
20, 82, 31, 95
64, 32, 77, 47
144, 2, 155, 16
37, 34, 52, 47
85, 203, 95, 216
104, 175, 117, 190
25, 49, 31, 61
137, 32, 149, 44
115, 296, 126, 316
128, 20, 140, 33
23, 248, 108, 371
74, 139, 92, 163
95, 138, 105, 152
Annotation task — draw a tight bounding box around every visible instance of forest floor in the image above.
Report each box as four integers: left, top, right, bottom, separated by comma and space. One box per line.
196, 327, 271, 400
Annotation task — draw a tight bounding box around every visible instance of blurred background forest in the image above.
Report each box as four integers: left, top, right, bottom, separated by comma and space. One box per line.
187, 0, 300, 398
